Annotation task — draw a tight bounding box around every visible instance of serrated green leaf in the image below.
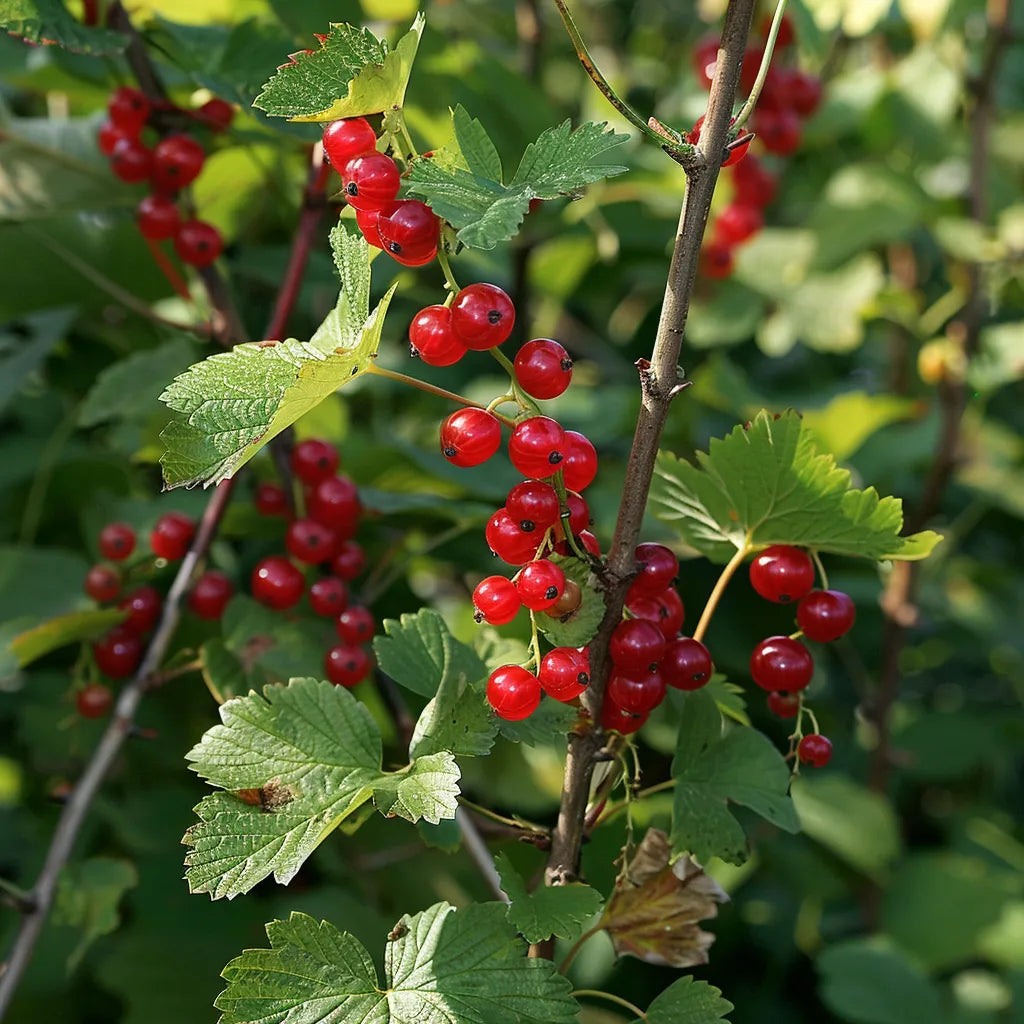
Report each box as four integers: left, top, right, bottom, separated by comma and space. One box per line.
159, 230, 395, 488
0, 309, 71, 412
650, 410, 942, 564
253, 14, 423, 122
0, 0, 126, 54
640, 976, 734, 1024
8, 608, 126, 667
510, 120, 630, 196
200, 639, 250, 704
450, 104, 503, 180
495, 852, 603, 943
670, 689, 799, 867
410, 664, 498, 760
216, 902, 577, 1024
535, 552, 603, 649
182, 678, 459, 899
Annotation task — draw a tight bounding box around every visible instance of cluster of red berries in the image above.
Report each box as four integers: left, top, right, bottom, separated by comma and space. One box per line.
692, 15, 822, 280
321, 117, 440, 266
250, 439, 375, 689
97, 85, 232, 267
747, 544, 856, 768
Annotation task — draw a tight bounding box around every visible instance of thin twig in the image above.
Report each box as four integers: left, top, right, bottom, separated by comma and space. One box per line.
457, 808, 509, 904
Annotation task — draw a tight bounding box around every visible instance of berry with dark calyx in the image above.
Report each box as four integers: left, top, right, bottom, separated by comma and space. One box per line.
515, 559, 566, 612
188, 570, 234, 620
340, 150, 400, 211
506, 480, 560, 533
630, 542, 679, 596
508, 416, 566, 479
174, 220, 223, 267
291, 439, 339, 485
627, 586, 685, 639
714, 203, 763, 246
110, 137, 152, 183
693, 36, 719, 89
545, 579, 582, 617
409, 305, 467, 367
440, 408, 502, 468
473, 575, 521, 625
76, 682, 113, 719
255, 481, 288, 517
93, 626, 143, 679
486, 665, 541, 720
767, 691, 800, 719
151, 134, 205, 193
107, 86, 150, 134
750, 635, 814, 692
601, 697, 648, 735
485, 508, 539, 565
539, 647, 589, 701
325, 644, 371, 687
286, 518, 336, 565
197, 97, 234, 132
700, 240, 735, 279
608, 670, 667, 714
136, 194, 180, 241
378, 199, 439, 265
323, 117, 377, 168
797, 589, 856, 643
330, 541, 366, 581
336, 605, 375, 644
561, 431, 598, 492
118, 585, 162, 635
661, 637, 713, 690
514, 339, 573, 399
85, 565, 121, 603
150, 511, 195, 561
749, 545, 815, 604
610, 618, 668, 675
753, 108, 802, 156
798, 733, 833, 767
309, 576, 349, 617
98, 120, 129, 156
308, 475, 361, 537
251, 555, 305, 610
99, 522, 135, 561
450, 283, 515, 350
731, 154, 776, 208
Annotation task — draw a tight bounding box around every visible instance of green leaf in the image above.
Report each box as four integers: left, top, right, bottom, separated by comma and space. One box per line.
410, 669, 498, 760
641, 976, 734, 1024
650, 410, 942, 564
406, 115, 628, 250
8, 608, 125, 668
215, 902, 578, 1024
535, 552, 603, 649
159, 228, 395, 488
0, 309, 72, 413
182, 678, 459, 899
253, 14, 424, 122
200, 638, 250, 704
495, 852, 603, 943
670, 689, 800, 867
0, 0, 126, 54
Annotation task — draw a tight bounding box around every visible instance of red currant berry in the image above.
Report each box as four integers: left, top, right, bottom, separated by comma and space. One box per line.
251, 556, 305, 610
118, 585, 162, 635
766, 691, 800, 719
514, 339, 573, 399
506, 480, 560, 533
486, 665, 541, 720
336, 605, 375, 644
341, 151, 400, 211
450, 283, 516, 351
110, 137, 152, 183
508, 416, 566, 479
555, 528, 601, 558
378, 199, 439, 265
760, 11, 795, 47
473, 575, 521, 625
608, 670, 666, 714
325, 644, 371, 687
285, 518, 336, 565
627, 587, 685, 640
722, 134, 753, 168
76, 682, 113, 719
188, 570, 234, 621
753, 108, 802, 155
330, 541, 366, 581
631, 542, 679, 596
439, 408, 502, 468
692, 36, 719, 89
661, 637, 713, 690
554, 490, 590, 539
255, 481, 288, 517
546, 579, 583, 618
136, 194, 180, 241
97, 120, 129, 156
561, 431, 598, 492
309, 577, 349, 617
93, 626, 143, 679
308, 475, 361, 537
514, 559, 566, 612
150, 511, 195, 561
99, 522, 135, 561
174, 220, 223, 267
731, 154, 776, 208
85, 565, 121, 603
610, 619, 667, 675
750, 636, 814, 692
601, 698, 648, 735
700, 241, 735, 280
798, 733, 833, 767
784, 70, 822, 117
151, 134, 205, 193
749, 545, 815, 604
107, 86, 150, 134
539, 647, 589, 701
197, 97, 234, 132
323, 117, 377, 168
797, 589, 856, 643
354, 203, 392, 249
714, 203, 763, 246
291, 439, 339, 485
409, 305, 467, 367
485, 509, 539, 565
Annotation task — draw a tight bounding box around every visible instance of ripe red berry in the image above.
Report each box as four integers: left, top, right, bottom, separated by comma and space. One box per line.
341, 151, 401, 211
93, 626, 143, 679
514, 339, 573, 399
323, 117, 377, 168
608, 670, 666, 714
251, 555, 305, 610
508, 416, 566, 479
514, 559, 566, 612
783, 70, 822, 117
486, 665, 541, 720
151, 134, 205, 193
601, 698, 648, 735
767, 691, 800, 719
714, 203, 763, 246
731, 154, 776, 208
750, 636, 814, 692
174, 220, 223, 267
107, 86, 150, 134
700, 241, 735, 280
110, 137, 153, 183
450, 283, 515, 350
291, 439, 339, 485
197, 97, 234, 132
539, 647, 589, 701
749, 545, 815, 604
560, 431, 598, 492
118, 585, 162, 635
409, 305, 467, 367
285, 518, 336, 565
188, 570, 234, 620
554, 491, 590, 539
97, 120, 129, 156
136, 194, 180, 241
506, 480, 560, 533
377, 200, 439, 265
610, 619, 667, 675
354, 203, 392, 249
798, 733, 833, 767
760, 11, 795, 48
631, 543, 679, 597
330, 541, 366, 581
308, 475, 361, 537
439, 408, 503, 468
627, 587, 685, 639
150, 511, 195, 561
309, 576, 349, 617
473, 575, 521, 625
336, 605, 375, 644
661, 637, 713, 690
76, 682, 113, 719
255, 481, 288, 517
99, 522, 135, 561
325, 644, 371, 687
485, 509, 539, 565
85, 565, 121, 603
753, 107, 802, 155
797, 589, 856, 643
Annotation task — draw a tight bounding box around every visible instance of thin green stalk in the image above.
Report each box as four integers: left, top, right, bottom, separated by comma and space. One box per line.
811, 548, 830, 590
364, 363, 516, 425
692, 536, 751, 643
436, 245, 461, 293
733, 0, 789, 130
572, 989, 646, 1020
559, 924, 605, 974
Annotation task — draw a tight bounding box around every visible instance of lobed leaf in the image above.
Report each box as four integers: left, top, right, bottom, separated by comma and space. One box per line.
0, 0, 126, 54
640, 976, 734, 1024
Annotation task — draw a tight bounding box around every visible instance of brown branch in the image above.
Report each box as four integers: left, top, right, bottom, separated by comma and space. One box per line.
545, 0, 756, 887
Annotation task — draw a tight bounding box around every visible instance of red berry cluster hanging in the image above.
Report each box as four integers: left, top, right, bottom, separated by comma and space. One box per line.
97, 86, 233, 267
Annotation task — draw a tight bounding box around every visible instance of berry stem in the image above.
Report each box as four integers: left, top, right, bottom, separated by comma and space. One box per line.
733, 0, 790, 131
436, 245, 461, 294
552, 472, 592, 561
810, 548, 830, 590
571, 990, 646, 1019
692, 535, 752, 643
144, 236, 193, 302
528, 610, 543, 669
364, 364, 517, 425
489, 347, 542, 414
558, 926, 607, 975
457, 796, 548, 837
